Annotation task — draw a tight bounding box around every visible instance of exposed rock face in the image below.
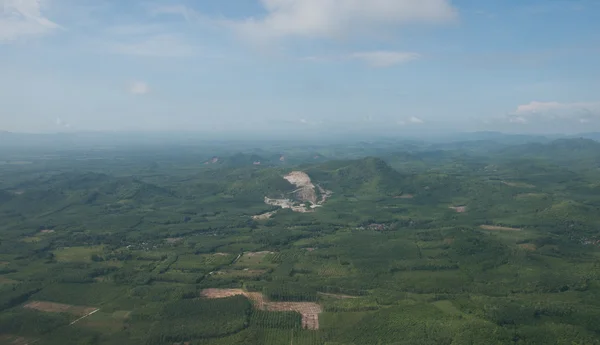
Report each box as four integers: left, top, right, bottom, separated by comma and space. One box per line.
284, 171, 317, 205
259, 171, 332, 215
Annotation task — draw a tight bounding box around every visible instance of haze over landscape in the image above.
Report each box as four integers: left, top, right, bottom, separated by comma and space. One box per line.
1, 0, 600, 135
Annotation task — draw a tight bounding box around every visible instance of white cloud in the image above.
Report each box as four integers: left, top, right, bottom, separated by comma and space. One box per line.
511, 101, 600, 124
351, 51, 420, 67
303, 51, 420, 67
409, 116, 424, 124
129, 81, 150, 95
227, 0, 457, 42
0, 0, 60, 42
55, 117, 71, 128
508, 116, 528, 124
151, 5, 197, 22
109, 34, 197, 57
397, 116, 424, 125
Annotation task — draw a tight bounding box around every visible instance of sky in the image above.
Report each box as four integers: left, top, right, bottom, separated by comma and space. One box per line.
1, 0, 600, 135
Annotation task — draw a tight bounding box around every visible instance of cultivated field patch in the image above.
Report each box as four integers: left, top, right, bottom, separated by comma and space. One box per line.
201, 289, 323, 330
480, 225, 522, 231
24, 301, 97, 316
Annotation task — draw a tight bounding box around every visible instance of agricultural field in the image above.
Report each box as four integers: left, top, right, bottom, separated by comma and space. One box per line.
1, 137, 600, 344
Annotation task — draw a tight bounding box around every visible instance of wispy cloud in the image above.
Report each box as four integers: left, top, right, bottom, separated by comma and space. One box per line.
226, 0, 457, 42
0, 0, 60, 42
302, 51, 420, 67
351, 51, 420, 67
397, 116, 425, 125
151, 5, 198, 22
108, 34, 198, 57
129, 81, 150, 95
508, 101, 600, 124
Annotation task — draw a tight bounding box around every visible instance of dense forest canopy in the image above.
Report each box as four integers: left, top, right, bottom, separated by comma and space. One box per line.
1, 134, 600, 344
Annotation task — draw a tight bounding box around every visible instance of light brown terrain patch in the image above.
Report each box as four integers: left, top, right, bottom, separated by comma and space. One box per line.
213, 252, 230, 256
480, 225, 521, 231
518, 243, 537, 251
516, 193, 546, 199
443, 238, 455, 245
24, 301, 97, 316
449, 206, 467, 213
252, 211, 277, 220
214, 269, 267, 278
502, 181, 535, 188
165, 237, 183, 244
317, 292, 358, 299
40, 229, 55, 234
394, 194, 414, 199
245, 251, 274, 258
0, 276, 18, 285
0, 334, 33, 345
201, 289, 322, 330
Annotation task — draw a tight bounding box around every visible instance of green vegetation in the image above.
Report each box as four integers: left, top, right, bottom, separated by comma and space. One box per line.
1, 137, 600, 344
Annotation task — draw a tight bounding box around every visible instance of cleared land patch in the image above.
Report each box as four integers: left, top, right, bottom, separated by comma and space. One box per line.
449, 206, 467, 213
0, 276, 18, 285
480, 225, 522, 231
24, 301, 97, 316
394, 194, 414, 199
0, 334, 33, 345
54, 246, 104, 263
502, 181, 535, 188
201, 289, 323, 330
317, 292, 358, 299
518, 243, 537, 251
252, 211, 277, 220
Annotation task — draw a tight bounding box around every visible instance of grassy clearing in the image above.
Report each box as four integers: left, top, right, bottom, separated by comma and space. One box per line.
432, 300, 465, 317
54, 246, 104, 263
24, 301, 97, 316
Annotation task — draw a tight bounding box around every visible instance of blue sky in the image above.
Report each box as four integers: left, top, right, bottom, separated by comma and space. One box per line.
1, 0, 599, 135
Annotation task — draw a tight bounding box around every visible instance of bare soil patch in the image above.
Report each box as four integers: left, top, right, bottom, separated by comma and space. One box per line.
443, 238, 455, 245
0, 276, 18, 285
502, 181, 535, 188
317, 292, 358, 299
40, 229, 55, 234
165, 237, 184, 244
252, 211, 277, 220
449, 206, 467, 213
518, 243, 537, 251
394, 194, 414, 199
213, 252, 230, 256
0, 334, 33, 345
24, 301, 97, 316
480, 225, 521, 231
245, 251, 274, 258
201, 289, 322, 330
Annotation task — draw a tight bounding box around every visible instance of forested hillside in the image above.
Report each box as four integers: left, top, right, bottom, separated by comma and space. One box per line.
1, 137, 600, 345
